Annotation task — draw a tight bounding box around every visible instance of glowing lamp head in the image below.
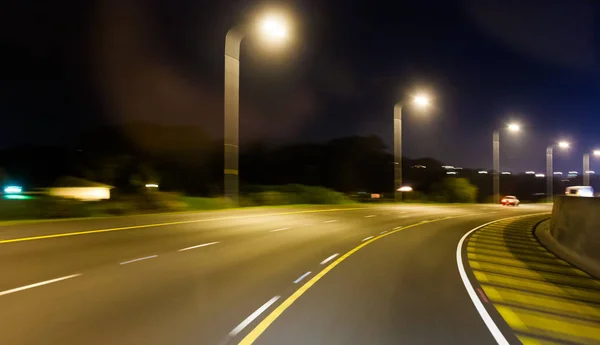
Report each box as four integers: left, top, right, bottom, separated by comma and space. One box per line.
558, 141, 570, 149
593, 150, 600, 156
397, 186, 413, 192
259, 15, 288, 43
413, 95, 430, 108
507, 123, 520, 132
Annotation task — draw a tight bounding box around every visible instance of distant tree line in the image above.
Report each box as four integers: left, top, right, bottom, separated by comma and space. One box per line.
0, 123, 584, 201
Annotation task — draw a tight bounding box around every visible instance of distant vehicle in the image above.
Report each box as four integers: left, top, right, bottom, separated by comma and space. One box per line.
501, 195, 520, 206
565, 186, 594, 197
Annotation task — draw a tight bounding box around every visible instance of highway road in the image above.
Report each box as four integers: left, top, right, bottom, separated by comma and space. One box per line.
0, 204, 552, 345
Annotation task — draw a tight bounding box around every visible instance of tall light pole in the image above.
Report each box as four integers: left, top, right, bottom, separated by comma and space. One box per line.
394, 94, 430, 201
492, 123, 520, 204
546, 140, 570, 202
582, 149, 600, 186
224, 14, 289, 204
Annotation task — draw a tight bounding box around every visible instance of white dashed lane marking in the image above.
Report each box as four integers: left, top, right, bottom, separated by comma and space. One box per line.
0, 274, 81, 297
119, 255, 157, 265
293, 271, 312, 284
178, 242, 219, 252
320, 253, 339, 265
270, 227, 290, 232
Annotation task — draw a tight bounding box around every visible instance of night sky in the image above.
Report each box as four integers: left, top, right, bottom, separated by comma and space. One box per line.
2, 0, 599, 174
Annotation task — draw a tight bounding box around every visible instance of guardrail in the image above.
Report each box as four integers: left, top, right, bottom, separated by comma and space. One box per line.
546, 195, 600, 278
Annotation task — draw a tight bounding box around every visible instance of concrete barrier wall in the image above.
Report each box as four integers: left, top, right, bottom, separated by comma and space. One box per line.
547, 195, 600, 277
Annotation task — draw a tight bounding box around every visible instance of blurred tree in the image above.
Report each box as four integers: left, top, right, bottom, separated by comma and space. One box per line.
431, 177, 478, 203
0, 168, 9, 186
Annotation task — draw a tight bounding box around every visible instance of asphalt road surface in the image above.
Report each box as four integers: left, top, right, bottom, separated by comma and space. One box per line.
0, 204, 551, 345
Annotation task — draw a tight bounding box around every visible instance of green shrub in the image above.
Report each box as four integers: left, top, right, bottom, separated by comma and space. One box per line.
182, 196, 236, 210
431, 178, 478, 203
403, 191, 428, 203
0, 196, 95, 220
246, 184, 353, 205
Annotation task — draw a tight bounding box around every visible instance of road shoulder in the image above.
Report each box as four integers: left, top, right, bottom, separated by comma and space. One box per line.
462, 215, 600, 345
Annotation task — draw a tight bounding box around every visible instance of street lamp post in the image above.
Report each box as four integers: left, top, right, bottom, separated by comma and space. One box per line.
223, 14, 289, 204
583, 153, 590, 186
492, 123, 520, 204
393, 95, 430, 202
582, 149, 600, 186
393, 103, 402, 202
546, 141, 570, 203
224, 27, 245, 205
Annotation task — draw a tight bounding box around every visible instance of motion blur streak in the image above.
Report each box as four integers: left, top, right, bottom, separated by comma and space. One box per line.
0, 207, 366, 244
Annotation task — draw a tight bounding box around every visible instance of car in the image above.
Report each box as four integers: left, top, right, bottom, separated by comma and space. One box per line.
565, 186, 594, 197
501, 195, 520, 206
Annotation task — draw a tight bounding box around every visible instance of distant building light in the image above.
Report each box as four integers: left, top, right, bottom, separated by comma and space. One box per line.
525, 171, 535, 175
568, 171, 578, 174
586, 170, 595, 174
3, 194, 30, 200
454, 167, 463, 170
478, 171, 488, 174
411, 165, 426, 169
397, 186, 413, 192
442, 165, 454, 169
553, 172, 563, 175
535, 174, 545, 177
371, 193, 381, 199
446, 171, 457, 175
145, 184, 159, 188
501, 172, 511, 175
3, 186, 22, 194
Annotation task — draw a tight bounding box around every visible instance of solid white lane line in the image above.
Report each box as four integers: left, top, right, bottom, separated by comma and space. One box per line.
380, 230, 388, 234
364, 215, 376, 218
324, 220, 338, 223
120, 255, 157, 265
0, 274, 81, 297
362, 236, 374, 242
457, 220, 513, 345
229, 296, 281, 336
293, 271, 312, 284
178, 242, 219, 252
270, 227, 290, 232
320, 253, 339, 265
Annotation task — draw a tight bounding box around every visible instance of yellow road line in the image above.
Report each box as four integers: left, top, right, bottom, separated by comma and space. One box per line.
468, 242, 555, 258
470, 261, 600, 288
517, 334, 567, 345
0, 207, 369, 244
482, 285, 600, 319
236, 213, 480, 345
471, 233, 539, 244
475, 233, 536, 242
237, 212, 550, 345
467, 247, 571, 266
469, 238, 545, 251
474, 270, 600, 303
496, 305, 600, 343
467, 253, 589, 277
